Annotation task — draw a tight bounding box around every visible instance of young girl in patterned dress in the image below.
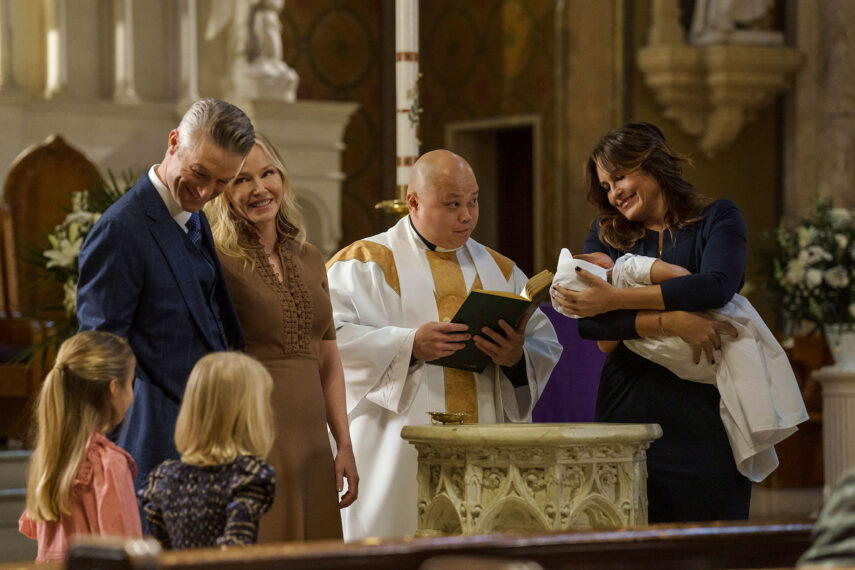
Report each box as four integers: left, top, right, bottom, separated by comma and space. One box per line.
19, 331, 141, 562
138, 352, 276, 549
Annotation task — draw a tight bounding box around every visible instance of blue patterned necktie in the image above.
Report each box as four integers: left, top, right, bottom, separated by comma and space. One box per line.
186, 212, 202, 247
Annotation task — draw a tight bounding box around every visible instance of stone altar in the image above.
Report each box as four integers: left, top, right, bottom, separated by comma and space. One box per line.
401, 423, 662, 537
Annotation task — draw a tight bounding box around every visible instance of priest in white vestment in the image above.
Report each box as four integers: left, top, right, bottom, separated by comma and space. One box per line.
326, 150, 562, 541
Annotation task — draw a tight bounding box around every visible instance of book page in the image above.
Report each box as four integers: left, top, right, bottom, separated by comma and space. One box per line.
471, 289, 527, 301
524, 269, 554, 300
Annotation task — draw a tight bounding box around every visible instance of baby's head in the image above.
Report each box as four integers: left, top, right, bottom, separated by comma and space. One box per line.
175, 352, 274, 466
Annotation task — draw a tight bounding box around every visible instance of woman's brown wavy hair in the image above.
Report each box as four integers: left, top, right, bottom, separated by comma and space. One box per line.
585, 122, 710, 252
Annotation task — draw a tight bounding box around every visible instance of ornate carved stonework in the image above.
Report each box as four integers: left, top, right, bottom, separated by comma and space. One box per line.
401, 423, 662, 537
637, 0, 801, 157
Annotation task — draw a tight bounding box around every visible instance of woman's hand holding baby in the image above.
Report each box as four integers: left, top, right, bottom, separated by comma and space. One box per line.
552, 267, 618, 317
661, 311, 738, 364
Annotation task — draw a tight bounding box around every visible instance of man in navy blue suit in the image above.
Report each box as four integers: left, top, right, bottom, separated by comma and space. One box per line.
77, 98, 251, 487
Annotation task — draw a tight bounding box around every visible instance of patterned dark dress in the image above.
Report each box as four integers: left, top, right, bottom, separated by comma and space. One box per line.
798, 468, 855, 566
138, 455, 275, 549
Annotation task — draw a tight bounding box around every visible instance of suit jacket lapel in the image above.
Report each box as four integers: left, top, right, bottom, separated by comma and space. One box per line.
199, 211, 245, 350
139, 182, 221, 351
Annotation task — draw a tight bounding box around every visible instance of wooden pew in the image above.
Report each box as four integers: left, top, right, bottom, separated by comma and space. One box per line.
0, 135, 101, 443
161, 521, 813, 570
0, 204, 45, 443
2, 520, 813, 570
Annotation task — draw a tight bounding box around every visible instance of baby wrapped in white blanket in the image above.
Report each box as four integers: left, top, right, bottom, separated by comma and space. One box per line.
552, 249, 808, 482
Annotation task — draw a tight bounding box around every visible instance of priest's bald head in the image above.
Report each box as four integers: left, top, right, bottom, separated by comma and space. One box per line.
406, 149, 480, 250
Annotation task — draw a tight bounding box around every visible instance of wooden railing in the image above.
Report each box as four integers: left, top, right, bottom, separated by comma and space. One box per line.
1, 520, 813, 570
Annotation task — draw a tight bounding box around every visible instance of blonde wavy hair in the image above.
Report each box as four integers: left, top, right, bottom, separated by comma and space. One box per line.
205, 132, 306, 267
26, 331, 135, 521
175, 352, 274, 466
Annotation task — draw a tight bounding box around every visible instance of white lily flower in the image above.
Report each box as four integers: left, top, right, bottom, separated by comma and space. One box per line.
71, 190, 89, 213
785, 260, 806, 285
798, 226, 818, 248
64, 211, 97, 226
44, 237, 84, 269
831, 207, 852, 229
67, 222, 80, 243
799, 245, 832, 265
806, 268, 824, 288
824, 266, 849, 289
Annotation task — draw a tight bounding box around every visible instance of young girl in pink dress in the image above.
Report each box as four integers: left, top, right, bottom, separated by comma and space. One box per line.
19, 331, 141, 562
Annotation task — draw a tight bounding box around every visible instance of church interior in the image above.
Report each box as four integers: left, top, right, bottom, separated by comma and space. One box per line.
0, 0, 853, 567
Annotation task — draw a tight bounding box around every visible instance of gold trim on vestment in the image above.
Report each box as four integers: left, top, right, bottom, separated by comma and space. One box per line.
485, 247, 515, 281
326, 241, 400, 296
426, 250, 479, 423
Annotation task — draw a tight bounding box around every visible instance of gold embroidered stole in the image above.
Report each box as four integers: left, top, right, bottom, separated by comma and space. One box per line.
425, 250, 481, 423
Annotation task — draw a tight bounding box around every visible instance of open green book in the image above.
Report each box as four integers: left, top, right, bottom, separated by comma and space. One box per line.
427, 269, 554, 373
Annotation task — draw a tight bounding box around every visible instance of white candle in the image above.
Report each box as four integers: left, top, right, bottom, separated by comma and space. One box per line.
395, 0, 419, 199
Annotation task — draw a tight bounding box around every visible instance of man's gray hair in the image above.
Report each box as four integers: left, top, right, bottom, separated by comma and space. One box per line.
176, 98, 255, 157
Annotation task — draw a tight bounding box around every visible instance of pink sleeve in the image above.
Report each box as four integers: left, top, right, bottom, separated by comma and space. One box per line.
18, 511, 37, 539
93, 449, 142, 538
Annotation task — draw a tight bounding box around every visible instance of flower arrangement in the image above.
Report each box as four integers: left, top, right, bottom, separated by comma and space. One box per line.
42, 190, 102, 318
759, 197, 855, 334
39, 173, 135, 321
8, 173, 136, 367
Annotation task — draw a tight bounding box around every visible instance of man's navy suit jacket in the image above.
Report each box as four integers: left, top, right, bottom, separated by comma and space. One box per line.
77, 173, 245, 486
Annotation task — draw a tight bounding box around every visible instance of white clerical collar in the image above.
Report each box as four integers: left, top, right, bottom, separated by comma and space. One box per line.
148, 165, 192, 231
407, 215, 462, 253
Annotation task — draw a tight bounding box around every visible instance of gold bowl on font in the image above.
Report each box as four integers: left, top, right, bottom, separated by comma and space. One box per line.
427, 411, 467, 425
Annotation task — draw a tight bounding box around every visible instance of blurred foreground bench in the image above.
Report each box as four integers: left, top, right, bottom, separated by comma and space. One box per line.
2, 519, 813, 570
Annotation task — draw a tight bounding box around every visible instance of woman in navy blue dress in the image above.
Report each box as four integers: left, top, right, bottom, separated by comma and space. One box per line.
552, 122, 750, 523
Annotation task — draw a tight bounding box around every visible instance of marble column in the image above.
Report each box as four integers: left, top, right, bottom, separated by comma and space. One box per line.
44, 0, 68, 99
787, 1, 855, 220
814, 367, 855, 497
0, 0, 18, 94
113, 0, 139, 103
177, 0, 199, 106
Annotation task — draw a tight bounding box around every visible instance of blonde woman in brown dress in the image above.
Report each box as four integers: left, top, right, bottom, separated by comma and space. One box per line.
205, 134, 358, 542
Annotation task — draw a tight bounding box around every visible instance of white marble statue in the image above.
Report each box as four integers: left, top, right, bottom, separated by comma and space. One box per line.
207, 0, 299, 102
690, 0, 784, 45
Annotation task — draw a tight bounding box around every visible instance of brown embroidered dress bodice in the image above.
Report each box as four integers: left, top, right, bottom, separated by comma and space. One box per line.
216, 219, 341, 542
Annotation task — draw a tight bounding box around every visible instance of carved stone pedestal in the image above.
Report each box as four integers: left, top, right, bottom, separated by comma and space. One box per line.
400, 423, 662, 537
813, 367, 855, 496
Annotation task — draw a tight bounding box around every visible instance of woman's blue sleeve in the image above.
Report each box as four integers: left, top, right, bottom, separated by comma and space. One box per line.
660, 200, 747, 311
